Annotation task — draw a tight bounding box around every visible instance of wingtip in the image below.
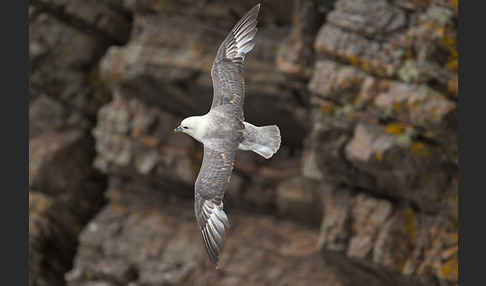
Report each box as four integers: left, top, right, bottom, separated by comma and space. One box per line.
199, 202, 231, 267
255, 3, 261, 13
250, 3, 261, 14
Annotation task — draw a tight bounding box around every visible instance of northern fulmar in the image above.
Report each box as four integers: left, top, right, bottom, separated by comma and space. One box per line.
174, 3, 281, 266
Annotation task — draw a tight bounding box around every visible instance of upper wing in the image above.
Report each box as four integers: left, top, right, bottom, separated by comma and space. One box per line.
194, 144, 237, 265
210, 4, 260, 114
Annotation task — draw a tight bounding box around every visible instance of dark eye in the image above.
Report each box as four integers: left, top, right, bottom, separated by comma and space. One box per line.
183, 126, 189, 129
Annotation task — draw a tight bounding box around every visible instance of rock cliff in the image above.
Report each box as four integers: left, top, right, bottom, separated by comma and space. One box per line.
29, 0, 458, 285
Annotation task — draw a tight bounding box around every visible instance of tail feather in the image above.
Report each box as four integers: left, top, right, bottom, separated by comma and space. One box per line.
239, 123, 281, 159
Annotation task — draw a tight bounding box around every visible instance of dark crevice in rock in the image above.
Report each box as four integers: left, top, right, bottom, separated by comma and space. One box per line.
427, 78, 458, 102
103, 1, 134, 23
336, 157, 435, 216
333, 136, 421, 210
39, 1, 457, 284
120, 77, 202, 119
30, 0, 130, 46
319, 124, 447, 215
29, 49, 51, 75
323, 251, 431, 286
291, 88, 313, 109
352, 183, 419, 212
29, 2, 135, 285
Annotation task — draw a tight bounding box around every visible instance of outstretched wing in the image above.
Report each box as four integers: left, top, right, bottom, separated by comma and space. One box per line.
194, 144, 237, 265
210, 4, 260, 116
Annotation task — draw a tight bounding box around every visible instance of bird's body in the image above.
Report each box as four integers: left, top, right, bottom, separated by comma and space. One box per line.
174, 3, 281, 266
180, 105, 244, 148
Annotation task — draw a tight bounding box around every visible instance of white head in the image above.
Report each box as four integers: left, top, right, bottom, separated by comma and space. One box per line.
174, 116, 206, 140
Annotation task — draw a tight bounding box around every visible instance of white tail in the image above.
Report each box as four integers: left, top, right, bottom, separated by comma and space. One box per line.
239, 122, 281, 159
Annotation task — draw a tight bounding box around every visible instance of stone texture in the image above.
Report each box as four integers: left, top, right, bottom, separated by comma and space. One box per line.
98, 2, 309, 148
67, 181, 425, 286
318, 184, 353, 252
276, 0, 326, 78
344, 122, 451, 209
29, 0, 458, 285
29, 95, 91, 138
305, 0, 457, 282
314, 24, 402, 77
29, 1, 131, 285
276, 176, 322, 225
29, 192, 77, 286
29, 131, 106, 286
92, 96, 303, 214
317, 183, 457, 284
303, 0, 457, 215
308, 60, 368, 103
304, 102, 454, 212
347, 194, 393, 258
92, 96, 196, 192
29, 130, 107, 216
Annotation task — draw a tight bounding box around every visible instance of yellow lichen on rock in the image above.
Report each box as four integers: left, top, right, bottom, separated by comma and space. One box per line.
385, 123, 407, 135
449, 0, 458, 9
404, 208, 416, 241
440, 256, 458, 281
89, 66, 112, 105
348, 55, 361, 67
442, 31, 458, 73
320, 103, 334, 114
448, 77, 458, 95
375, 152, 383, 161
410, 142, 430, 157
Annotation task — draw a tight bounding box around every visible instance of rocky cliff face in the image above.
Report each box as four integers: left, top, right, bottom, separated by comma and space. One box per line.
29, 0, 458, 285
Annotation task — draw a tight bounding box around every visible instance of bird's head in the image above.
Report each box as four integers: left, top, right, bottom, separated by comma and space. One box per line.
174, 116, 202, 138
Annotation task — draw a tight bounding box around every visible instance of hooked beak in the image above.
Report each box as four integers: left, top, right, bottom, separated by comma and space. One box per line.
174, 126, 183, 133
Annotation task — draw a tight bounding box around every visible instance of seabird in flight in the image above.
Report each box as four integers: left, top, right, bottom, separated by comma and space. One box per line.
174, 3, 281, 266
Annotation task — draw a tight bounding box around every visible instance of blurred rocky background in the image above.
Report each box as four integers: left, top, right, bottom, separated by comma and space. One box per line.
29, 0, 458, 285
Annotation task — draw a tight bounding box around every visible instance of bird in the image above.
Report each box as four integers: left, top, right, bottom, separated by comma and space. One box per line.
173, 3, 281, 266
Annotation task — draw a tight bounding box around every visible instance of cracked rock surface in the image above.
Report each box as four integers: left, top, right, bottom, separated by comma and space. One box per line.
29, 0, 458, 285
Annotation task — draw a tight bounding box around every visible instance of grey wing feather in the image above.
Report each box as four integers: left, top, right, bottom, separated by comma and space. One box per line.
210, 4, 260, 113
194, 144, 237, 265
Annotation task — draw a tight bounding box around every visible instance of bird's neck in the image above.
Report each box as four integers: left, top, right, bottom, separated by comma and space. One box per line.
191, 114, 210, 142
